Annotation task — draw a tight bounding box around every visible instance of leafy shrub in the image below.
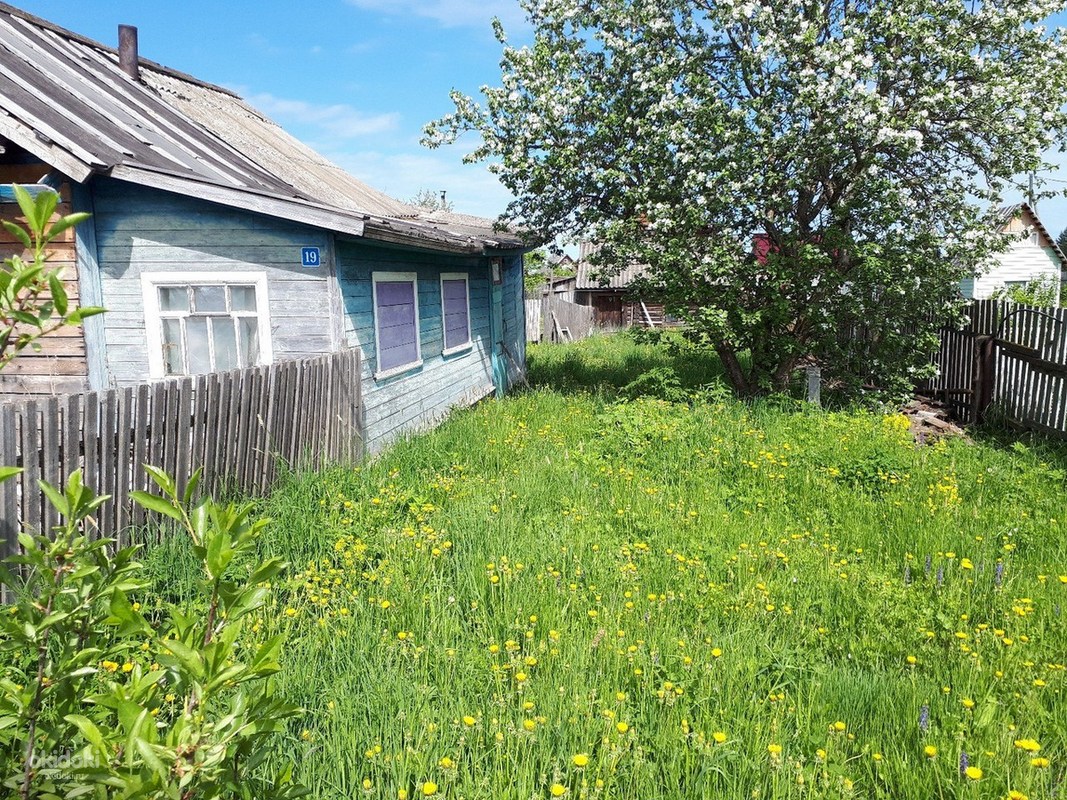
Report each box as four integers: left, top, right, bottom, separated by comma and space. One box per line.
990, 274, 1060, 307
1, 185, 103, 369
0, 469, 304, 799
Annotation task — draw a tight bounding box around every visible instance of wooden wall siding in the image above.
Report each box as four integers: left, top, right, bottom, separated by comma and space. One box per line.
925, 299, 1067, 436
969, 239, 1062, 301
90, 179, 336, 387
0, 348, 362, 549
336, 241, 496, 452
501, 254, 527, 385
0, 164, 90, 398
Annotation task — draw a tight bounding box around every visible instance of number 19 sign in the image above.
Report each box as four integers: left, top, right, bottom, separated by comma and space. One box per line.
301, 247, 321, 268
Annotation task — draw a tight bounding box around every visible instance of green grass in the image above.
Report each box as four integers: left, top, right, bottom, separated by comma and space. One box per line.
151, 334, 1067, 799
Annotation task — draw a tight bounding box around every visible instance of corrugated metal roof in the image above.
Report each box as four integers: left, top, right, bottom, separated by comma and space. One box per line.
0, 2, 522, 251
575, 260, 648, 290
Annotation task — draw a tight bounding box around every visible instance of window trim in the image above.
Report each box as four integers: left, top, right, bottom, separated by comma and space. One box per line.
440, 272, 472, 356
141, 271, 273, 380
372, 271, 423, 380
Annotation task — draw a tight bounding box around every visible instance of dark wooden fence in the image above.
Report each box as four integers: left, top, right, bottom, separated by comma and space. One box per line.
0, 348, 363, 551
925, 299, 1067, 435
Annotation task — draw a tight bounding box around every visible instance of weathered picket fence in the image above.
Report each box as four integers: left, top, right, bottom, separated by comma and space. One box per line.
525, 296, 595, 343
924, 298, 1067, 435
0, 348, 363, 552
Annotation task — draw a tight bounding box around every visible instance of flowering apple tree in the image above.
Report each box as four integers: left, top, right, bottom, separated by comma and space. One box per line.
425, 0, 1067, 396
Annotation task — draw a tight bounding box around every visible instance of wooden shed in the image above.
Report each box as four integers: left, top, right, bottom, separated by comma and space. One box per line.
573, 260, 666, 328
0, 3, 527, 452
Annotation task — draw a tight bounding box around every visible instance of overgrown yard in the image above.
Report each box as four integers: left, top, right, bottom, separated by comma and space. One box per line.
149, 334, 1066, 799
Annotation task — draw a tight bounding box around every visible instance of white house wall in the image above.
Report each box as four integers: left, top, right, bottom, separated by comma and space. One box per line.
968, 239, 1061, 300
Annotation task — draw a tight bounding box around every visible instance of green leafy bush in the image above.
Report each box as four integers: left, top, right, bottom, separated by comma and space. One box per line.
1, 184, 103, 369
0, 468, 305, 799
990, 274, 1060, 307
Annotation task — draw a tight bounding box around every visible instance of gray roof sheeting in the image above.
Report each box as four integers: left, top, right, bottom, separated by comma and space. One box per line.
0, 2, 521, 251
575, 260, 648, 290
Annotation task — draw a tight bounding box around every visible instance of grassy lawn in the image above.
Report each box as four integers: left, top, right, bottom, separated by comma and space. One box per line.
149, 333, 1066, 799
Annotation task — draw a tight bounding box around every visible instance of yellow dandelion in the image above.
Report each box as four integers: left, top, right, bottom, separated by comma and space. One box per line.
712, 731, 727, 744
924, 745, 937, 759
965, 766, 983, 781
572, 753, 590, 767
768, 743, 782, 755
831, 721, 846, 732
1030, 757, 1050, 768
422, 782, 438, 796
616, 722, 629, 734
1014, 739, 1040, 753
462, 716, 476, 727
515, 671, 528, 683
550, 784, 567, 798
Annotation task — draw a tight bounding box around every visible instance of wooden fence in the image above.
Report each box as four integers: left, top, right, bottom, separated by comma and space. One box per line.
0, 348, 363, 552
925, 299, 1067, 435
525, 297, 595, 343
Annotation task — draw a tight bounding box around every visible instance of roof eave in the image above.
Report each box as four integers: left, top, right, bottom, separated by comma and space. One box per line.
0, 111, 94, 182
362, 217, 526, 255
110, 165, 367, 238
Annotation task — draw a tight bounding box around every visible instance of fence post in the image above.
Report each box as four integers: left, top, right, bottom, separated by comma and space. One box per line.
972, 335, 996, 424
806, 366, 821, 406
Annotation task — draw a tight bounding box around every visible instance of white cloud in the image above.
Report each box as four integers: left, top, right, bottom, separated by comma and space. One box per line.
244, 93, 401, 140
345, 0, 527, 31
326, 149, 515, 220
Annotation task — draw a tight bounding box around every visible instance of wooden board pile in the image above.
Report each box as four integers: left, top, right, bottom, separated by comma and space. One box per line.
901, 396, 969, 444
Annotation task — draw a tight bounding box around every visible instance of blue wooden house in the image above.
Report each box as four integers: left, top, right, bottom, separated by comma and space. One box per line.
0, 3, 527, 452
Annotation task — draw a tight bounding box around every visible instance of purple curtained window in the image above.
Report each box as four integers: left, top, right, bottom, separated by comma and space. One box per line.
442, 278, 470, 351
375, 279, 419, 372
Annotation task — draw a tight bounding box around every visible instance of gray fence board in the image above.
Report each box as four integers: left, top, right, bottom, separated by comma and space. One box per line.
929, 299, 1067, 437
0, 350, 364, 550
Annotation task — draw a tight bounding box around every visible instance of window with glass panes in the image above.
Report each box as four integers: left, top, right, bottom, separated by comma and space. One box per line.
156, 283, 262, 375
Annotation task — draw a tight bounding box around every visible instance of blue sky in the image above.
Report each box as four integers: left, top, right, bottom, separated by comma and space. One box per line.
15, 0, 527, 219
13, 1, 1067, 239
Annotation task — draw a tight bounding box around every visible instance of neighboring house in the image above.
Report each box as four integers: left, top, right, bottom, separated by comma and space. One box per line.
960, 203, 1065, 301
573, 259, 665, 328
0, 4, 527, 452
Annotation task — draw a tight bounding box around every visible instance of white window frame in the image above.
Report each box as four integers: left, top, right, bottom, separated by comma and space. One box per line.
141, 271, 273, 380
372, 271, 423, 380
440, 272, 472, 356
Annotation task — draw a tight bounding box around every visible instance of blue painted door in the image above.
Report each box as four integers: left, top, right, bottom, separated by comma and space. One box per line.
490, 281, 506, 397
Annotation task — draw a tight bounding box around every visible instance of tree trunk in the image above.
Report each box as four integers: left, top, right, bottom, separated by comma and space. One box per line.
715, 343, 756, 397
